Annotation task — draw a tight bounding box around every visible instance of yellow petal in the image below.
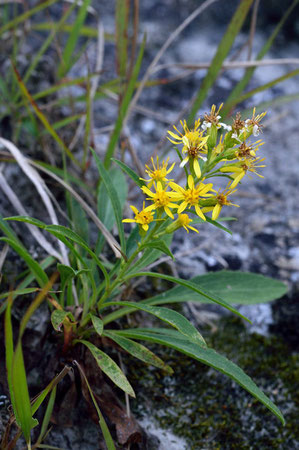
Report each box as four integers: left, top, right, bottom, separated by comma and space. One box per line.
212, 204, 222, 221
165, 207, 174, 219
130, 205, 139, 214
141, 186, 154, 197
178, 202, 187, 214
195, 204, 206, 221
193, 159, 201, 178
187, 175, 194, 189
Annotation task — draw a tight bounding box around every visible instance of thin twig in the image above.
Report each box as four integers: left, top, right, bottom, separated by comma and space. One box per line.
153, 58, 299, 74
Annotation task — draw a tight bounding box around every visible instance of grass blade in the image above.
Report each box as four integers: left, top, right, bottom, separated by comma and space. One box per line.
188, 0, 255, 123
104, 35, 145, 168
222, 0, 299, 117
11, 64, 80, 166
57, 0, 92, 78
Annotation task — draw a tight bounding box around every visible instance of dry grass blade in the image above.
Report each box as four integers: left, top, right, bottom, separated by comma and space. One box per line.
29, 161, 122, 258
0, 138, 69, 264
124, 0, 219, 128
0, 242, 9, 273
0, 169, 62, 262
247, 0, 260, 60
153, 58, 299, 73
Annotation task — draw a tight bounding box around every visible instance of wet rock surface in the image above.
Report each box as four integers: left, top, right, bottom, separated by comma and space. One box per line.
1, 1, 299, 449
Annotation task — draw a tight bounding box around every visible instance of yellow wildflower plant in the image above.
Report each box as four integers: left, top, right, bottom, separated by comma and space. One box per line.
167, 119, 209, 178
202, 188, 239, 221
141, 181, 178, 219
169, 175, 214, 221
141, 156, 175, 188
122, 203, 154, 231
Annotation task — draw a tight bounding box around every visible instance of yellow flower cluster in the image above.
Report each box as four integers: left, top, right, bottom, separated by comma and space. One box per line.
123, 106, 266, 234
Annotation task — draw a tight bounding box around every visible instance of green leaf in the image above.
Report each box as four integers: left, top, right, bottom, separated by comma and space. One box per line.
5, 296, 19, 425
186, 211, 233, 235
141, 240, 174, 260
114, 328, 285, 425
51, 310, 71, 332
57, 264, 76, 290
91, 149, 126, 254
69, 197, 90, 247
145, 271, 288, 306
104, 301, 206, 347
126, 233, 173, 275
96, 167, 128, 253
124, 272, 250, 323
76, 340, 135, 397
12, 340, 38, 443
104, 330, 173, 374
98, 167, 128, 231
111, 158, 145, 188
91, 314, 104, 336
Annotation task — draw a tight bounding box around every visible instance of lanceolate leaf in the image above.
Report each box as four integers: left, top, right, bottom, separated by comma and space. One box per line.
111, 158, 145, 188
114, 328, 285, 425
124, 271, 250, 322
91, 314, 104, 336
91, 149, 126, 254
104, 301, 206, 347
143, 271, 288, 306
12, 341, 39, 443
97, 167, 128, 253
76, 340, 135, 397
51, 310, 72, 332
104, 330, 173, 374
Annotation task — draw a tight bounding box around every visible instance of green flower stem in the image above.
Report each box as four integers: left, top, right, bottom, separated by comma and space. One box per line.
97, 217, 164, 310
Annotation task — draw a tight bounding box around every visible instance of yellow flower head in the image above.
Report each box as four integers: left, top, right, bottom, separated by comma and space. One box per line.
167, 118, 201, 146
169, 175, 214, 221
220, 157, 266, 189
202, 188, 239, 221
167, 119, 209, 178
235, 140, 264, 160
245, 108, 267, 137
202, 104, 223, 129
177, 213, 199, 233
141, 156, 175, 188
122, 203, 154, 231
141, 181, 178, 219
